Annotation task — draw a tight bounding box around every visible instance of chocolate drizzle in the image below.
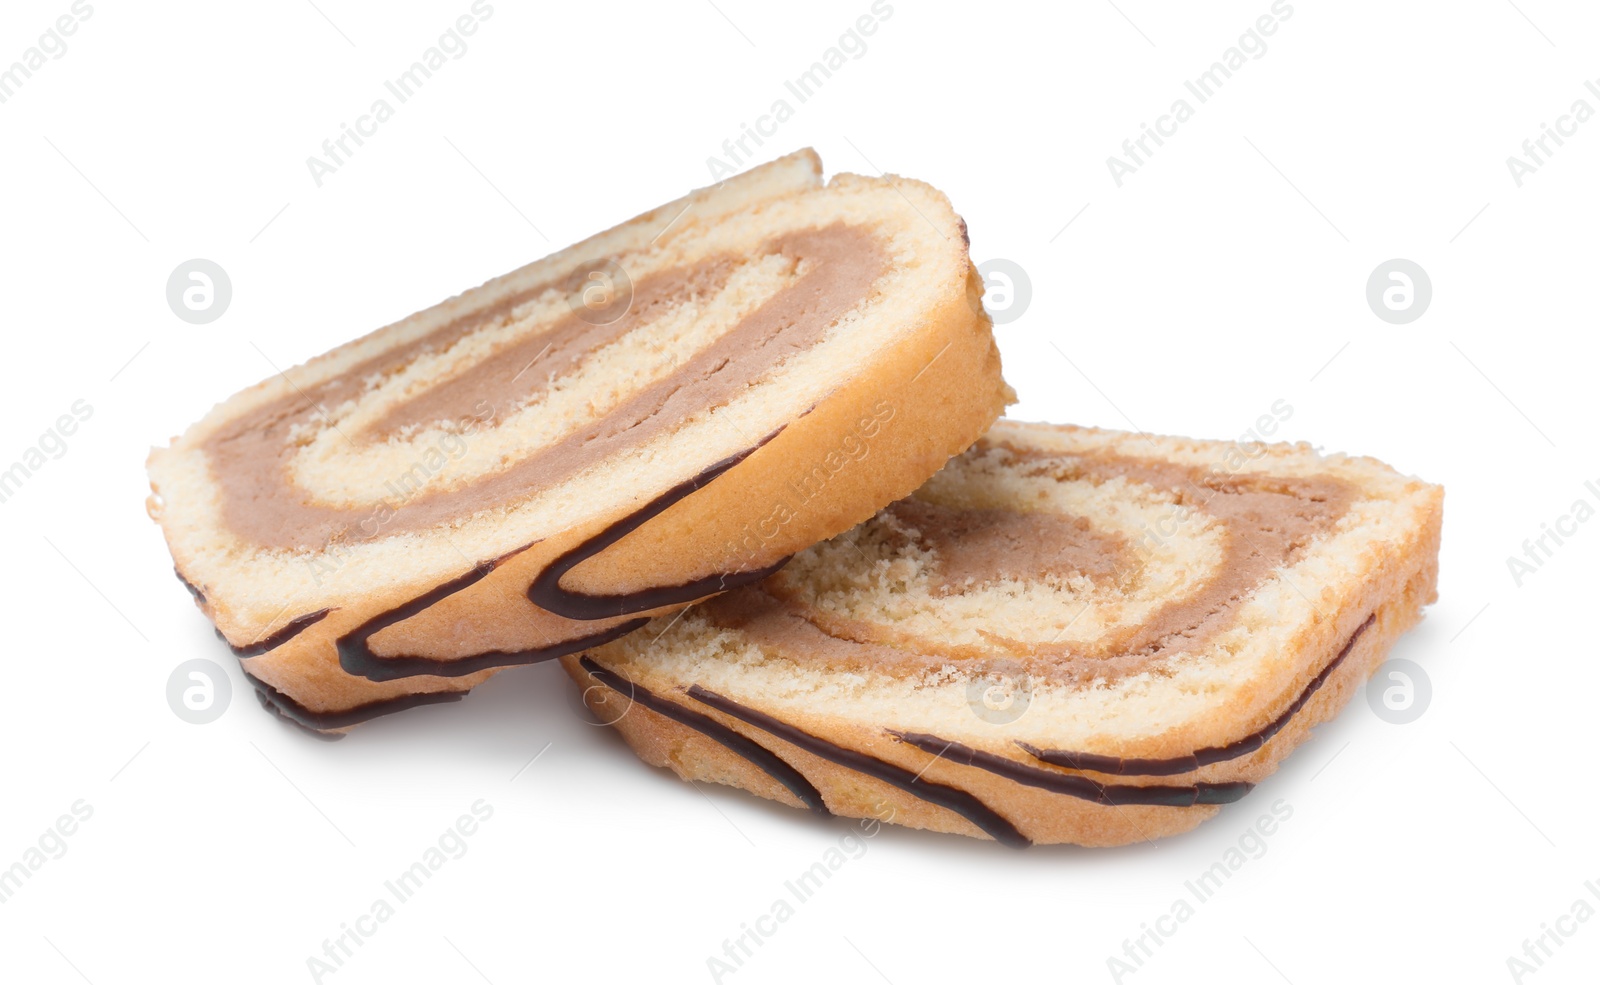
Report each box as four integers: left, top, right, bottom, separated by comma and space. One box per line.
253, 689, 346, 741
176, 568, 205, 602
578, 657, 829, 815
226, 609, 334, 658
1020, 614, 1377, 777
891, 733, 1252, 807
175, 568, 333, 657
685, 684, 1031, 848
243, 669, 466, 732
334, 545, 649, 682
529, 432, 792, 620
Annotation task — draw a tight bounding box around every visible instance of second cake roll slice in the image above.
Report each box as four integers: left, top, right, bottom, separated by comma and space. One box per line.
148, 149, 1009, 732
569, 421, 1443, 847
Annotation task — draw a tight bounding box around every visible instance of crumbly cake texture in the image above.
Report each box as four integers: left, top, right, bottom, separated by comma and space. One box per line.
567, 422, 1444, 847
146, 149, 1010, 731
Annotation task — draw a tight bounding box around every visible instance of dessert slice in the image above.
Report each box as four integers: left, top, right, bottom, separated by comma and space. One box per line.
147, 149, 1009, 732
567, 421, 1443, 846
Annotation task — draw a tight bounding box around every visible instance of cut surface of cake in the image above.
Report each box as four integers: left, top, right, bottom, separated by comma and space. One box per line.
567, 421, 1443, 847
147, 149, 1009, 731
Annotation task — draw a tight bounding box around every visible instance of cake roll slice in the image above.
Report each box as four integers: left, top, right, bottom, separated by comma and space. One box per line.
567, 421, 1443, 847
147, 149, 1010, 732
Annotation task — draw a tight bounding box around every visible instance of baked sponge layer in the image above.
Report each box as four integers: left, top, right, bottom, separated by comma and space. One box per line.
147, 150, 1009, 729
568, 421, 1443, 846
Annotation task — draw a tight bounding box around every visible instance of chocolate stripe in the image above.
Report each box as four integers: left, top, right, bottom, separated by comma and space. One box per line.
176, 569, 333, 657
225, 609, 333, 658
529, 432, 791, 620
579, 658, 829, 815
1020, 614, 1377, 777
334, 544, 649, 682
253, 687, 347, 741
176, 568, 205, 602
685, 685, 1030, 848
891, 733, 1252, 807
244, 670, 466, 732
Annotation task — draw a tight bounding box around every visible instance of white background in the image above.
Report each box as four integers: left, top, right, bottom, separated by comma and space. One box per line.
2, 1, 1597, 982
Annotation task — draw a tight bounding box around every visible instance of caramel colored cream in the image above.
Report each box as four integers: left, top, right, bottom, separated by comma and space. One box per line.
883, 499, 1131, 596
203, 224, 887, 551
717, 444, 1356, 685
